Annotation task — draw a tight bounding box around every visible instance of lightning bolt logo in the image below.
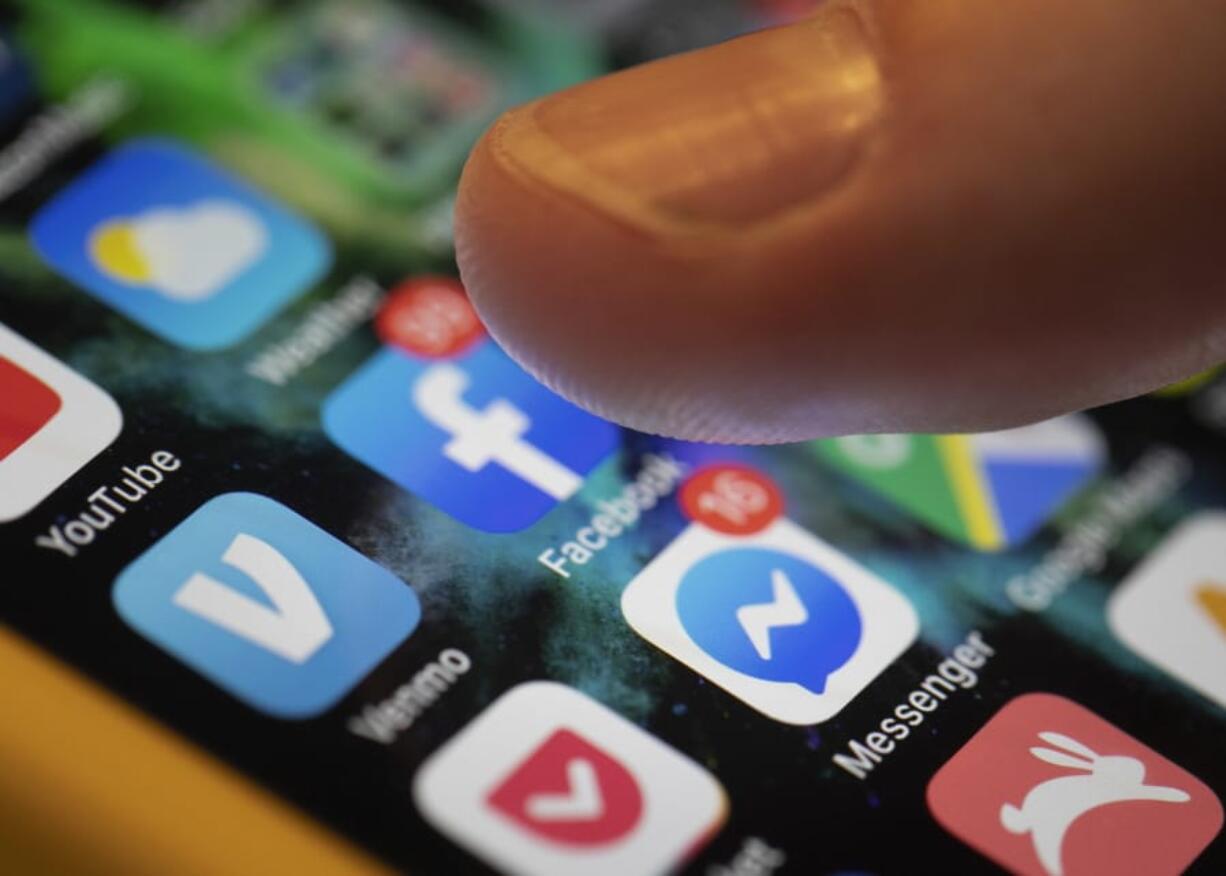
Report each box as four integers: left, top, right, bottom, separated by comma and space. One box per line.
735, 569, 809, 660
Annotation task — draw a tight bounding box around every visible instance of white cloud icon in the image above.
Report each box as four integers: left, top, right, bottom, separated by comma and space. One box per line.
89, 199, 268, 301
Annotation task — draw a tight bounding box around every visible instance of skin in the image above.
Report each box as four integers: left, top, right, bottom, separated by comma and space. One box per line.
455, 1, 1226, 444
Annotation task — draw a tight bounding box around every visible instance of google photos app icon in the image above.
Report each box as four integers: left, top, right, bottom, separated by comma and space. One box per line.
814, 415, 1105, 551
31, 139, 330, 350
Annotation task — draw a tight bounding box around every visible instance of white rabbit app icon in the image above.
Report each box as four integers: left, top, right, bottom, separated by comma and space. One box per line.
1000, 731, 1190, 876
927, 693, 1223, 876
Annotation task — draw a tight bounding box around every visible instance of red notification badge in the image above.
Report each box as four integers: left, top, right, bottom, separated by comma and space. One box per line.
679, 463, 783, 536
375, 276, 484, 359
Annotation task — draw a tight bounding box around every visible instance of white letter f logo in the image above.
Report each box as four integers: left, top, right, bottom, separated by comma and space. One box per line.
412, 364, 583, 500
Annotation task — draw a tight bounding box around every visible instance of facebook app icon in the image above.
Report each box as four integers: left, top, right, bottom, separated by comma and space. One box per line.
323, 341, 619, 531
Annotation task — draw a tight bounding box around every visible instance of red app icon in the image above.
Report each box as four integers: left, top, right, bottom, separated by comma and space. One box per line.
927, 693, 1222, 876
487, 729, 643, 847
415, 683, 726, 876
0, 356, 61, 461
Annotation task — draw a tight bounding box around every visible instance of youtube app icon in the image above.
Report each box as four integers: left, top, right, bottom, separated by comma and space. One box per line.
0, 357, 61, 460
0, 323, 121, 521
414, 682, 727, 876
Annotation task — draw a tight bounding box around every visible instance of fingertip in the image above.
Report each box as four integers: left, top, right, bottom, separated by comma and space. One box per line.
457, 1, 1226, 443
454, 13, 892, 443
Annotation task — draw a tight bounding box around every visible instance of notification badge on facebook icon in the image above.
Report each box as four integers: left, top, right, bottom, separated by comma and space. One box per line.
622, 518, 918, 724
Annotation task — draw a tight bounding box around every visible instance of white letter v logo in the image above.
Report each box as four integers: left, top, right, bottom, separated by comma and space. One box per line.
173, 533, 333, 663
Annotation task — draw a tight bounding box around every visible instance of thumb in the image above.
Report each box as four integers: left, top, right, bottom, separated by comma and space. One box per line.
455, 1, 1226, 443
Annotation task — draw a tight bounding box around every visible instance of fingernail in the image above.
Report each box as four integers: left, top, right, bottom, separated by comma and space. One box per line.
487, 10, 884, 234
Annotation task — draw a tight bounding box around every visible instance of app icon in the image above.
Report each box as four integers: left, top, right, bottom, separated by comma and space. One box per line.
620, 518, 918, 724
413, 682, 726, 876
813, 415, 1105, 551
31, 140, 330, 350
323, 341, 618, 532
113, 493, 418, 718
927, 693, 1222, 876
487, 729, 643, 847
0, 323, 122, 522
1108, 514, 1226, 708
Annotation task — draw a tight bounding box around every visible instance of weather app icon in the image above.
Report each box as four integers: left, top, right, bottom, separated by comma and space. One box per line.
31, 139, 330, 350
622, 518, 918, 724
89, 199, 266, 301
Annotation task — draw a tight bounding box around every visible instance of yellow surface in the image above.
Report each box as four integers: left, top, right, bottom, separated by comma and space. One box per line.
0, 624, 390, 876
936, 435, 1005, 551
1196, 584, 1226, 637
1153, 366, 1223, 397
89, 221, 151, 283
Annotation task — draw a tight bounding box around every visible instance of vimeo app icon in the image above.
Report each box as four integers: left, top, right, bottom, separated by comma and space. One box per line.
623, 519, 918, 724
113, 493, 419, 718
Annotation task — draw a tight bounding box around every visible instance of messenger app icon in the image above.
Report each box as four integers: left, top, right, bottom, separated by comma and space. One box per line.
622, 519, 918, 724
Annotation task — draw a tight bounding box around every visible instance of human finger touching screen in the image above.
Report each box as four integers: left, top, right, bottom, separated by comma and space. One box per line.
456, 0, 1226, 443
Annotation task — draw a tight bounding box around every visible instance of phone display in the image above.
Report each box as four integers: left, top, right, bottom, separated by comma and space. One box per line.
1, 2, 1224, 874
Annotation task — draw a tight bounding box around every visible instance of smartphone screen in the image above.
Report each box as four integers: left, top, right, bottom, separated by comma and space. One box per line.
1, 2, 1224, 874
